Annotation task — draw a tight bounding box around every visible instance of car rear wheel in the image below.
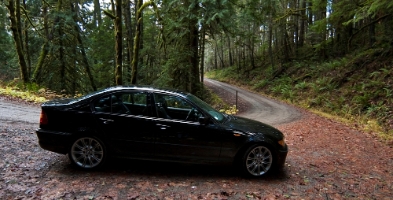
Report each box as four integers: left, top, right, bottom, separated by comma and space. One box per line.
69, 137, 106, 169
242, 145, 274, 177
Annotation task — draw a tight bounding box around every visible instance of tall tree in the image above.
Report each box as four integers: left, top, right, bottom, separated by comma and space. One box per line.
5, 0, 29, 84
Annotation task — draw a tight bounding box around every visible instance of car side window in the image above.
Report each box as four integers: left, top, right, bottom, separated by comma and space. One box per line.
94, 92, 149, 116
94, 95, 112, 113
154, 93, 201, 122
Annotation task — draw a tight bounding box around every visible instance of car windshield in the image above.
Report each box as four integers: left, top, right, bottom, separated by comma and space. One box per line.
186, 94, 226, 123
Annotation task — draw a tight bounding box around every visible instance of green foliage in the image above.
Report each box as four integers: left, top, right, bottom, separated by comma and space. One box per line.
89, 17, 116, 88
208, 49, 393, 139
294, 81, 308, 90
252, 79, 269, 90
0, 85, 47, 103
0, 5, 18, 81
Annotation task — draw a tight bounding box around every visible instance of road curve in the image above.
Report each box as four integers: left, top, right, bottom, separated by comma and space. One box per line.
204, 78, 302, 126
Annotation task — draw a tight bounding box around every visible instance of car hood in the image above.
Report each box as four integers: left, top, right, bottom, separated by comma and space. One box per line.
223, 115, 283, 139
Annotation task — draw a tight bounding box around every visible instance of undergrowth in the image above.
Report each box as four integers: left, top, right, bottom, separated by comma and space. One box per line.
0, 80, 81, 104
206, 48, 393, 142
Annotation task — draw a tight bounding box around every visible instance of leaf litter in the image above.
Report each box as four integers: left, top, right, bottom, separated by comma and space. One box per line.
1, 96, 393, 199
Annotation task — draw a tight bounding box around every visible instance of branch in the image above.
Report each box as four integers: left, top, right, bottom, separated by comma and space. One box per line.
20, 6, 45, 38
103, 10, 115, 19
348, 14, 391, 50
41, 0, 51, 7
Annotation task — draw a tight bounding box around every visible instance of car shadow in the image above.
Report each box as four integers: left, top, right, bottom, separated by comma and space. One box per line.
54, 156, 290, 181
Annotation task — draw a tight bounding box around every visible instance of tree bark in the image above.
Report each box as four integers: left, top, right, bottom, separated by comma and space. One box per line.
200, 28, 206, 83
188, 4, 199, 94
131, 0, 143, 84
227, 34, 233, 66
6, 0, 29, 84
32, 3, 49, 83
368, 16, 376, 47
131, 0, 161, 84
22, 0, 31, 79
268, 16, 274, 73
299, 0, 306, 48
93, 0, 102, 27
114, 0, 123, 85
214, 41, 218, 69
124, 0, 134, 84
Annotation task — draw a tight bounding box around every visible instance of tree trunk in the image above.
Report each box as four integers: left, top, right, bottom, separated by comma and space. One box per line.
131, 0, 158, 84
200, 28, 206, 83
22, 0, 31, 79
32, 4, 49, 83
214, 41, 218, 69
188, 6, 199, 94
6, 0, 29, 84
93, 0, 102, 27
57, 0, 66, 91
299, 0, 306, 48
220, 38, 224, 68
131, 0, 143, 84
114, 0, 123, 85
227, 34, 233, 66
307, 0, 313, 26
124, 0, 134, 84
268, 18, 274, 72
250, 25, 256, 69
368, 16, 376, 47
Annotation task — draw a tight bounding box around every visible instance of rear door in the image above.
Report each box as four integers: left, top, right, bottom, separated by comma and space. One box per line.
92, 90, 156, 158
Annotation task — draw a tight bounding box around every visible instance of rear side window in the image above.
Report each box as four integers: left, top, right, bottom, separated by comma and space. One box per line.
94, 95, 111, 113
93, 92, 149, 116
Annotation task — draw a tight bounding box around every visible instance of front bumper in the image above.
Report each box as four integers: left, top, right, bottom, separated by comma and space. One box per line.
36, 129, 73, 154
276, 144, 288, 167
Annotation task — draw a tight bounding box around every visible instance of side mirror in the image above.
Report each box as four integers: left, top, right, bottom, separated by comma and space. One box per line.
198, 116, 210, 125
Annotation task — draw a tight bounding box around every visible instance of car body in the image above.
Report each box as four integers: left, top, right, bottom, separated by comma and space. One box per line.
36, 86, 288, 177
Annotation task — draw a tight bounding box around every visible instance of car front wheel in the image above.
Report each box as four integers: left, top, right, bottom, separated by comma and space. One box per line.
242, 145, 274, 177
69, 137, 106, 169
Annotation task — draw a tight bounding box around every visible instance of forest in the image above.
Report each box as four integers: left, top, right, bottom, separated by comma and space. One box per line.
1, 0, 392, 135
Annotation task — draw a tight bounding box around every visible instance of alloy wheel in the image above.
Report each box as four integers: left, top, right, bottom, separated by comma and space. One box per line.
245, 146, 273, 176
70, 137, 104, 169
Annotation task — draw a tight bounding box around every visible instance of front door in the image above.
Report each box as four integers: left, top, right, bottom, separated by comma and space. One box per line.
152, 93, 222, 163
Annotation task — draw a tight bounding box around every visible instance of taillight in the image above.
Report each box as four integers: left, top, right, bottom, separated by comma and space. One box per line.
40, 110, 48, 125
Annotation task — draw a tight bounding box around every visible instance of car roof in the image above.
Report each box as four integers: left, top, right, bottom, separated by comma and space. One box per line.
103, 85, 188, 95
80, 85, 190, 101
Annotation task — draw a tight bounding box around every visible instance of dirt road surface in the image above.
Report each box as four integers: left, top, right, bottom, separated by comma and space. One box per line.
204, 79, 301, 126
1, 81, 393, 199
0, 97, 40, 128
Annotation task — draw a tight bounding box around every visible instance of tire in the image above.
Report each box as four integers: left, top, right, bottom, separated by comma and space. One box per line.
69, 137, 106, 169
241, 144, 274, 177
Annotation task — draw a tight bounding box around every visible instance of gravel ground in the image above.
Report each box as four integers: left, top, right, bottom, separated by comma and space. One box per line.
1, 82, 393, 199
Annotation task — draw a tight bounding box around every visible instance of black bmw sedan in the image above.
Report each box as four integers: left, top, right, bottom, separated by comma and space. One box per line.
36, 86, 287, 177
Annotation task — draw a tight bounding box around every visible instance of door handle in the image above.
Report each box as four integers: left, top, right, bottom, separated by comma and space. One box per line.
99, 118, 114, 124
156, 123, 170, 129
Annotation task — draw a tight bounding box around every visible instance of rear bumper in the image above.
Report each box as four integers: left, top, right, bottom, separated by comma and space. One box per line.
36, 129, 73, 154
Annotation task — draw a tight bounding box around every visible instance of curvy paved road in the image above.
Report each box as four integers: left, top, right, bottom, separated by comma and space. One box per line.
0, 80, 301, 126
